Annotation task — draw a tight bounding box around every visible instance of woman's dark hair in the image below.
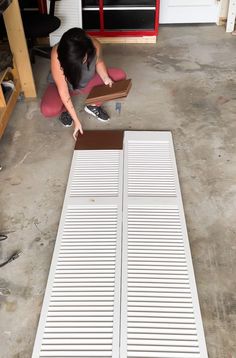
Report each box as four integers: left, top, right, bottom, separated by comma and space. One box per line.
57, 28, 96, 89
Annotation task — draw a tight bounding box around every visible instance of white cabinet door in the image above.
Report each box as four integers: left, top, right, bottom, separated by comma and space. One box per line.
32, 131, 209, 358
159, 0, 220, 24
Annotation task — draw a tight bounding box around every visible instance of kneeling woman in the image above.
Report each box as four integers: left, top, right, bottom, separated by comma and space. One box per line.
41, 27, 126, 140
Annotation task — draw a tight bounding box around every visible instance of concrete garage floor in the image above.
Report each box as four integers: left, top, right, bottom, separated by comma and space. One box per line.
0, 25, 236, 358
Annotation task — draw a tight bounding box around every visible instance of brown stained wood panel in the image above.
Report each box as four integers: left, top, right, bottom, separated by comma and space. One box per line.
75, 130, 124, 150
85, 79, 132, 104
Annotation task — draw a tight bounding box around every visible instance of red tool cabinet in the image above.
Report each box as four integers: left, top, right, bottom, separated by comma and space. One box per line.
82, 0, 160, 38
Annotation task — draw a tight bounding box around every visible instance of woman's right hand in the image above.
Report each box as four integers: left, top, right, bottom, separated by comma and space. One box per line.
104, 77, 113, 87
73, 121, 83, 141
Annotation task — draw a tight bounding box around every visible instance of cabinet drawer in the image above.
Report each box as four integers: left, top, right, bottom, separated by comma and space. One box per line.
82, 0, 99, 6
104, 10, 155, 30
104, 0, 156, 5
82, 0, 156, 6
82, 10, 100, 30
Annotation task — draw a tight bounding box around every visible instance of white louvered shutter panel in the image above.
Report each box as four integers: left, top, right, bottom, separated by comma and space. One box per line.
47, 0, 83, 46
32, 149, 123, 358
121, 131, 208, 358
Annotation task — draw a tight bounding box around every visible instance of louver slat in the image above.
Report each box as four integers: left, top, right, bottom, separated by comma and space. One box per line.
121, 131, 208, 358
70, 151, 120, 197
32, 149, 123, 358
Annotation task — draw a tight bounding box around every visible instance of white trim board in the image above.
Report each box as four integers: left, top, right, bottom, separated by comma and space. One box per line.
32, 131, 208, 358
226, 0, 236, 32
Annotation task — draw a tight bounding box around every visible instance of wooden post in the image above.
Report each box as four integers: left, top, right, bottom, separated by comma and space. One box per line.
3, 0, 37, 98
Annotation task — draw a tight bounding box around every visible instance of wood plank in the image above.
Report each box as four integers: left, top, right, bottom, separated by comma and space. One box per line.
75, 130, 124, 150
85, 79, 132, 105
95, 36, 157, 44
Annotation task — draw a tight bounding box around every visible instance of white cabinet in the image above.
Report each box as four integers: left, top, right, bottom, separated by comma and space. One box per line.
159, 0, 220, 23
48, 0, 83, 46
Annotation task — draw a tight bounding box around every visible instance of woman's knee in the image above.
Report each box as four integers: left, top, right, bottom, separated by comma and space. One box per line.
108, 68, 127, 81
40, 101, 62, 118
40, 84, 63, 118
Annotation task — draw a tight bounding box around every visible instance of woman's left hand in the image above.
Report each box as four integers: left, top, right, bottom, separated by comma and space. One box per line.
104, 77, 113, 87
73, 121, 83, 141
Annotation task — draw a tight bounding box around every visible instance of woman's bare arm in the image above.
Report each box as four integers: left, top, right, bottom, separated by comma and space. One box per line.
92, 39, 113, 86
51, 46, 83, 139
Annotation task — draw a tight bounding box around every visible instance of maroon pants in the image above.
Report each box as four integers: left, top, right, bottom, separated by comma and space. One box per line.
40, 67, 126, 118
